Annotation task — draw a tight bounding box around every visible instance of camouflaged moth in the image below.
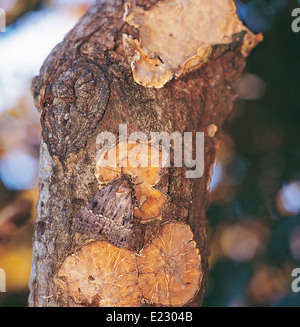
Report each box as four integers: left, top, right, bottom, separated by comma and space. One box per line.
74, 177, 134, 248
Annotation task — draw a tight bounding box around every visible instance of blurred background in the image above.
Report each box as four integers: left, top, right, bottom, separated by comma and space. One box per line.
0, 0, 299, 307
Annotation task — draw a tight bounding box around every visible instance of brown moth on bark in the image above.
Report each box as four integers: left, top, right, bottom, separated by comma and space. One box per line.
29, 0, 262, 307
74, 176, 135, 248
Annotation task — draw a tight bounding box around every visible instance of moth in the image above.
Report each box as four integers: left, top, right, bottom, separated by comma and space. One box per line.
74, 176, 134, 248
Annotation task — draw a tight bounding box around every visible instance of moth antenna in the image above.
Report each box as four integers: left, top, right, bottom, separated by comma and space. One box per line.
98, 166, 132, 180
97, 167, 124, 186
134, 193, 148, 210
98, 167, 145, 187
132, 181, 143, 186
100, 166, 123, 175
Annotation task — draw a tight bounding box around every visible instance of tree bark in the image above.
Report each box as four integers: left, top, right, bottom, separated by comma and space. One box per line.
29, 0, 253, 307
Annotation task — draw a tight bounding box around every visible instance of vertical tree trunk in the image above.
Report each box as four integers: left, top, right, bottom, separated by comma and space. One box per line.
29, 0, 261, 307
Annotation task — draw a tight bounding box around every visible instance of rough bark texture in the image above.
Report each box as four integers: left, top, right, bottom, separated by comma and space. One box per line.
29, 0, 247, 307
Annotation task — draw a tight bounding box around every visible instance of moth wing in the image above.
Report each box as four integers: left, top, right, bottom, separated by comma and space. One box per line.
74, 178, 134, 248
74, 189, 108, 233
100, 179, 134, 248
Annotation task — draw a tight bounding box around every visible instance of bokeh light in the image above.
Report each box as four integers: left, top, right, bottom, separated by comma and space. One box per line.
0, 151, 38, 191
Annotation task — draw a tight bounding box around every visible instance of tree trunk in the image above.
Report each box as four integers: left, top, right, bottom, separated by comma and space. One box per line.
28, 0, 261, 307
